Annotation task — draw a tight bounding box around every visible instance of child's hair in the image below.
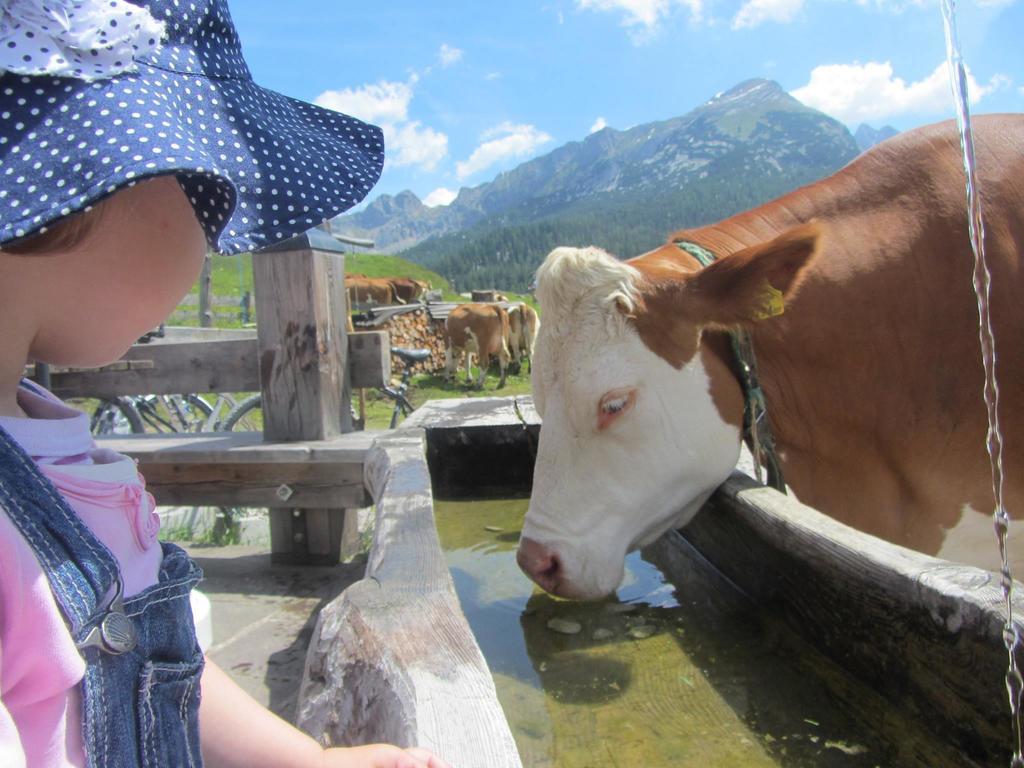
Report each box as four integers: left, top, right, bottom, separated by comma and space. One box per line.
1, 205, 105, 256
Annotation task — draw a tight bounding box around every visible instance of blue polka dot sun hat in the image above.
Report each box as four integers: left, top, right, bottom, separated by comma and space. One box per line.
0, 0, 385, 253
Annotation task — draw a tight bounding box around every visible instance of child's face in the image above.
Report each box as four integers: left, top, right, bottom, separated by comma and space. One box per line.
28, 176, 208, 368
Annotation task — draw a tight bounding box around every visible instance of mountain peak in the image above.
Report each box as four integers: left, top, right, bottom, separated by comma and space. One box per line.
854, 123, 900, 152
709, 78, 785, 105
336, 77, 857, 252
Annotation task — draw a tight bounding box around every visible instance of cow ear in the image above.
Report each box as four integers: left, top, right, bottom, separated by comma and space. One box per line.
688, 222, 821, 328
611, 291, 639, 319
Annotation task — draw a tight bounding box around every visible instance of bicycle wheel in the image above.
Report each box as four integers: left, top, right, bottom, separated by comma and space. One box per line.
220, 394, 263, 431
91, 397, 145, 435
133, 394, 215, 433
165, 394, 215, 432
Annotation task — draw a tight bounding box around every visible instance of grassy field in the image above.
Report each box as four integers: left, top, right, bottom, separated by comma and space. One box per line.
175, 251, 455, 324
344, 252, 450, 290
179, 250, 537, 319
361, 368, 533, 428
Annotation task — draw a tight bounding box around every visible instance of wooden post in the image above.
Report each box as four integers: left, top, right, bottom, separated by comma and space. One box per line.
198, 253, 213, 328
240, 291, 252, 325
253, 229, 359, 565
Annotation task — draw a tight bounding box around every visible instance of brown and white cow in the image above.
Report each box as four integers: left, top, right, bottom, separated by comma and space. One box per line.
517, 115, 1024, 600
444, 303, 511, 389
507, 302, 540, 373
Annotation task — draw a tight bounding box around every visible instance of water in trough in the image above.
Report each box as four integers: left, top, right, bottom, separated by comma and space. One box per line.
435, 498, 965, 767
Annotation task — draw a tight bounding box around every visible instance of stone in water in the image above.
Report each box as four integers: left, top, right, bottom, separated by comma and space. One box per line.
628, 624, 657, 639
547, 618, 582, 635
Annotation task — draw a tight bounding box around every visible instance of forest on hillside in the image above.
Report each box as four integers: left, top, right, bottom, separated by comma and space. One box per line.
402, 169, 837, 293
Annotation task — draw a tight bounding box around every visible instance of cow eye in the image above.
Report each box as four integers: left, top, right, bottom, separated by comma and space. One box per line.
598, 388, 636, 430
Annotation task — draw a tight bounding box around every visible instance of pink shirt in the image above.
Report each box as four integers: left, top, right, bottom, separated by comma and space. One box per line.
0, 386, 162, 768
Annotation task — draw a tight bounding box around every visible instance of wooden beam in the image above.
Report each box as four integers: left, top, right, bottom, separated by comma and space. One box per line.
252, 230, 358, 565
97, 431, 377, 509
297, 432, 523, 766
139, 462, 366, 509
198, 253, 213, 328
253, 237, 351, 440
37, 330, 388, 399
46, 338, 260, 398
98, 430, 377, 462
348, 331, 390, 389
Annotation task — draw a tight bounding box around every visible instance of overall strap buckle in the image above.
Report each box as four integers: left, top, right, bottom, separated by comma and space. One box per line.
77, 577, 138, 655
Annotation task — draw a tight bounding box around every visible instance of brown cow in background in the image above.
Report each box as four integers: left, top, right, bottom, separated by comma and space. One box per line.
346, 276, 401, 305
444, 303, 511, 388
390, 277, 430, 303
507, 302, 539, 374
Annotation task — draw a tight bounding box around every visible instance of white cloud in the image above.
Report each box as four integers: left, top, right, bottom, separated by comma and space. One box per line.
314, 80, 412, 125
575, 0, 703, 38
732, 0, 804, 29
484, 71, 502, 81
791, 61, 1005, 124
853, 0, 927, 9
456, 122, 553, 180
590, 116, 608, 132
577, 0, 669, 27
315, 79, 448, 172
424, 187, 458, 207
439, 44, 463, 67
385, 122, 448, 171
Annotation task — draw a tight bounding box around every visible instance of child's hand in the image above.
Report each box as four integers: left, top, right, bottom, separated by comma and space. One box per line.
323, 744, 452, 768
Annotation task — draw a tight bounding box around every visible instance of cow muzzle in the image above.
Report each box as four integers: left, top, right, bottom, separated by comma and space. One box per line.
516, 536, 563, 595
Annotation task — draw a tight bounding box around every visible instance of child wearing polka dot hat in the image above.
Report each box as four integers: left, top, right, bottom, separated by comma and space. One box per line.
0, 2, 450, 767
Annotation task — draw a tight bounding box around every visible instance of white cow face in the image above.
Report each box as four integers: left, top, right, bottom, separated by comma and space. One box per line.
517, 249, 743, 600
518, 227, 820, 600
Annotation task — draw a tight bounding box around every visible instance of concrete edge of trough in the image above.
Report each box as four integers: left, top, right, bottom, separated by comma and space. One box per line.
295, 423, 524, 768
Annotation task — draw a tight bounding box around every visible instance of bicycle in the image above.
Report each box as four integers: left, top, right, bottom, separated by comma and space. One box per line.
379, 346, 430, 429
90, 392, 228, 435
84, 324, 232, 436
219, 346, 431, 432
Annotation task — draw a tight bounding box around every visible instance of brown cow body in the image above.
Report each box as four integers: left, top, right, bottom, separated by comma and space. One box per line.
444, 303, 511, 388
507, 303, 539, 373
518, 115, 1024, 599
649, 115, 1024, 563
390, 277, 430, 303
345, 276, 401, 305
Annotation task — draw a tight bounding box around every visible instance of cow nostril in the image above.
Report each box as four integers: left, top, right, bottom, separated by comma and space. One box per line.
518, 537, 563, 591
538, 552, 561, 581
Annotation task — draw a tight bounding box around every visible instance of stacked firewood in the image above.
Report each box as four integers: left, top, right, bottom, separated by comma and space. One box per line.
365, 307, 448, 373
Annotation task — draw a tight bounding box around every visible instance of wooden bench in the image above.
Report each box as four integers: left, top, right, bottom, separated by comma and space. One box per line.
98, 430, 380, 565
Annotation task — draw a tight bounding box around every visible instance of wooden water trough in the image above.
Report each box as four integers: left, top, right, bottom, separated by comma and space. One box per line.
296, 396, 1023, 767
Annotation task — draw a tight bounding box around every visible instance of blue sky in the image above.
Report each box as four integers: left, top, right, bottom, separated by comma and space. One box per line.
230, 0, 1022, 208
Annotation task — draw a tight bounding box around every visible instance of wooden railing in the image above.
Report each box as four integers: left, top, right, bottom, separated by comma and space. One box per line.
30, 228, 390, 565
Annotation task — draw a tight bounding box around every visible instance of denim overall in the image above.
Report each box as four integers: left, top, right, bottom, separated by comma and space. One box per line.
0, 419, 205, 767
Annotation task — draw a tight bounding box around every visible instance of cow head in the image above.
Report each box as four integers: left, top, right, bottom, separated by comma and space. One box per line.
517, 224, 820, 599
